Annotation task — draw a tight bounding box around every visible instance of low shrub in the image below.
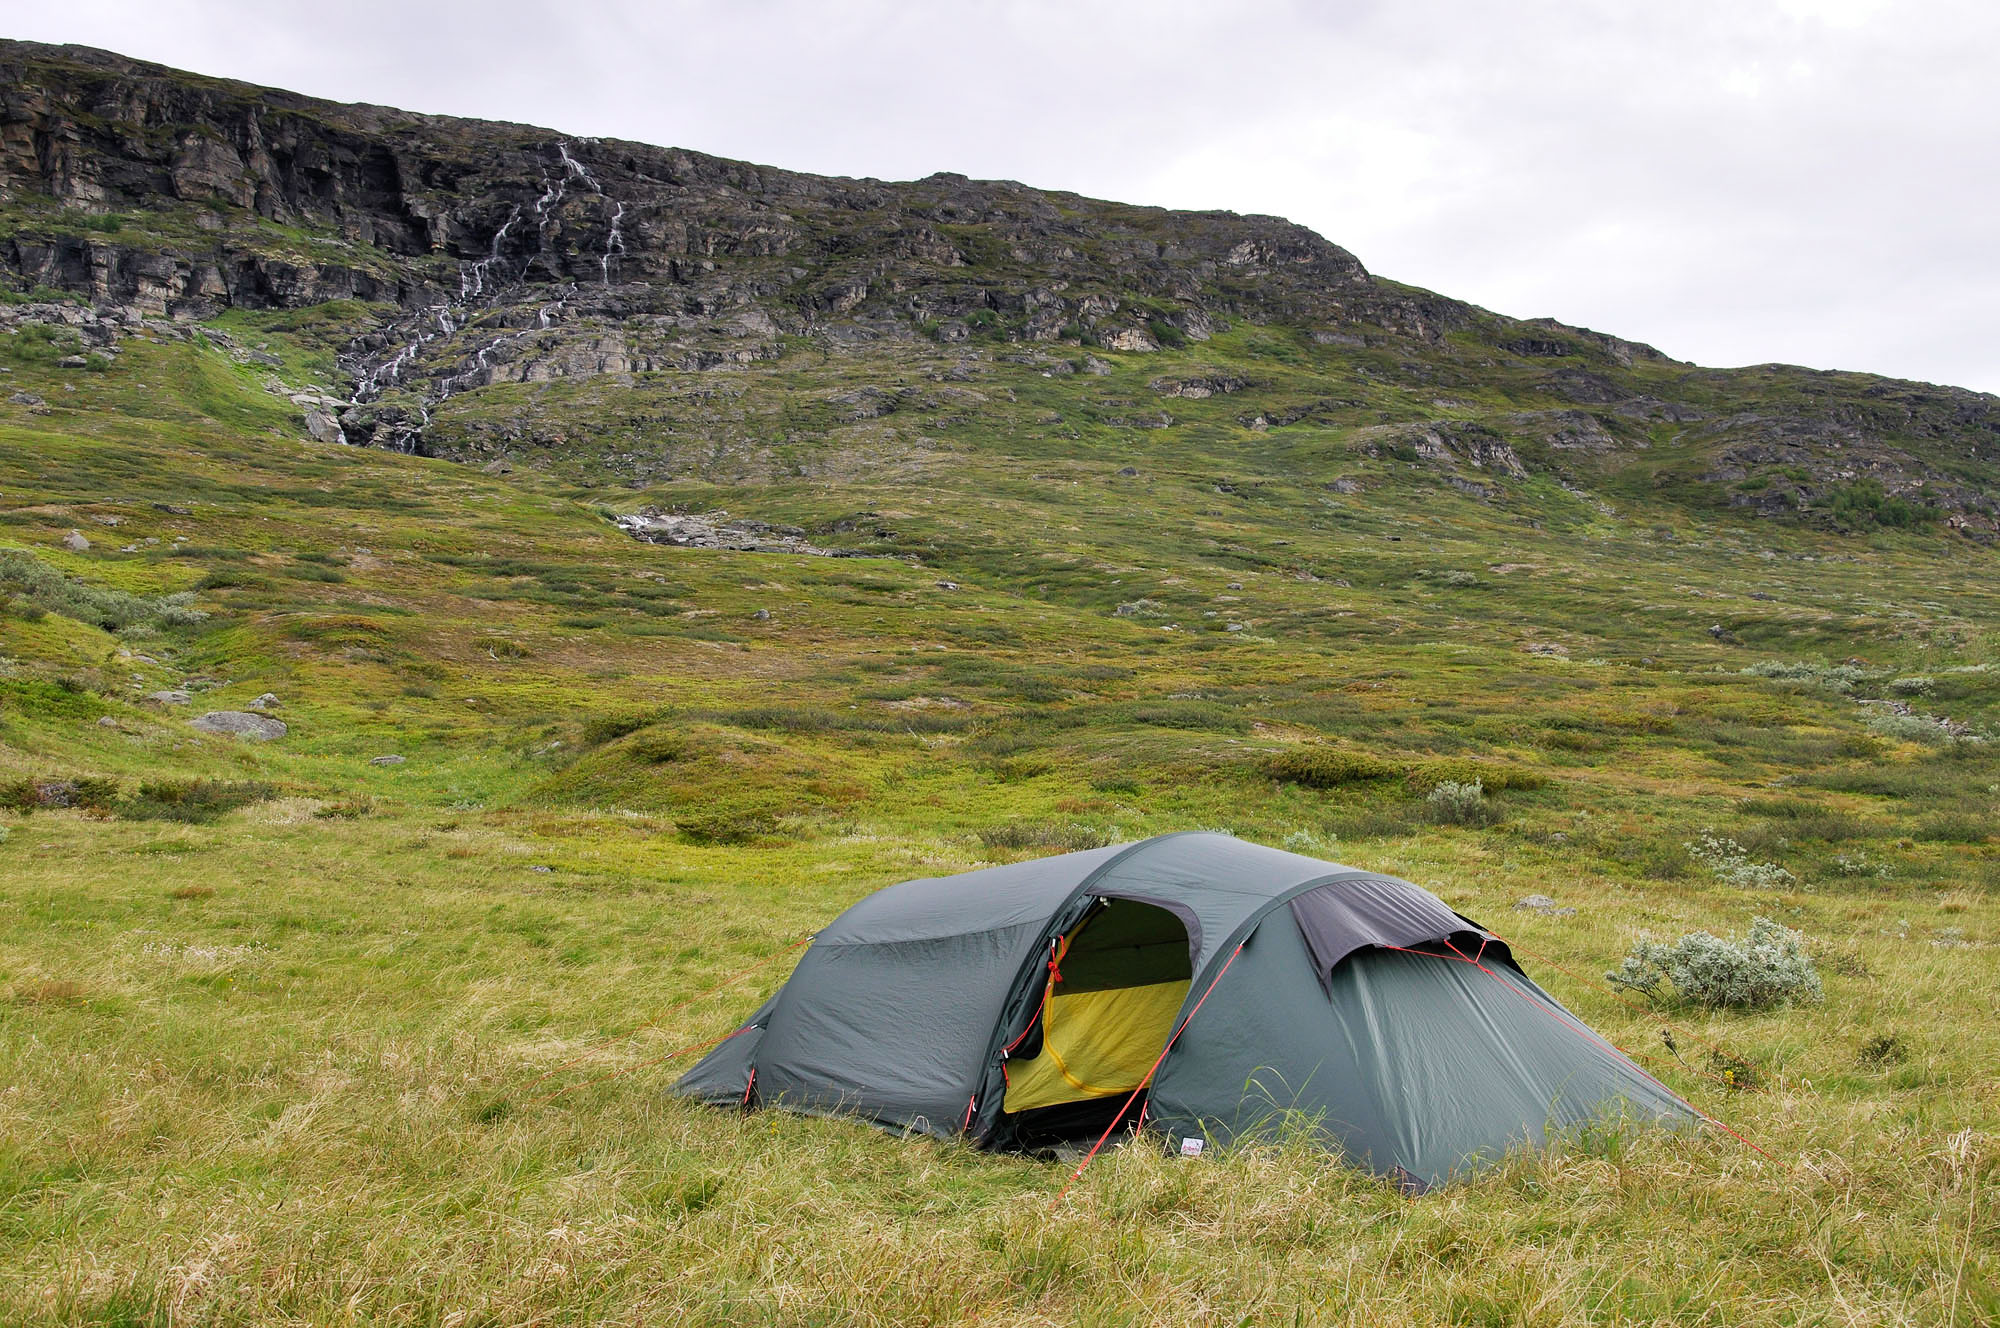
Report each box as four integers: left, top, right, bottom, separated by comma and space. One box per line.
1405, 759, 1548, 793
1265, 746, 1397, 789
1425, 779, 1501, 827
0, 677, 108, 721
0, 551, 209, 633
194, 569, 273, 591
1832, 851, 1893, 879
1741, 660, 1869, 693
1913, 813, 1991, 844
628, 733, 686, 764
977, 821, 1113, 852
1864, 711, 1955, 745
582, 711, 667, 746
1825, 477, 1939, 530
677, 807, 778, 845
1685, 831, 1796, 889
0, 775, 121, 813
1607, 916, 1823, 1010
117, 780, 276, 823
1322, 808, 1419, 840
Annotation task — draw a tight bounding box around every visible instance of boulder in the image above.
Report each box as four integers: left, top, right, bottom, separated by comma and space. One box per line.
304, 408, 344, 444
8, 391, 44, 406
1514, 894, 1577, 917
249, 692, 280, 710
1103, 329, 1158, 353
369, 754, 406, 766
191, 711, 287, 740
145, 689, 191, 705
62, 530, 90, 552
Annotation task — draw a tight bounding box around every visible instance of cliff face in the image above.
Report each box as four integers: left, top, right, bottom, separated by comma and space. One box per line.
3, 38, 1998, 536
0, 40, 1380, 328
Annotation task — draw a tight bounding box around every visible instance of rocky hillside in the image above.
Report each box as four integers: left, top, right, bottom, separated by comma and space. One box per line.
4, 38, 1999, 536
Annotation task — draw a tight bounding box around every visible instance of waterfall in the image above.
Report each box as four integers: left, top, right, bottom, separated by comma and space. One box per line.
602, 200, 626, 284
557, 140, 625, 286
464, 205, 521, 300
339, 138, 632, 446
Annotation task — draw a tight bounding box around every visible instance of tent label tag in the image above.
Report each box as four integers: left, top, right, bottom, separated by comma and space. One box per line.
1179, 1137, 1205, 1157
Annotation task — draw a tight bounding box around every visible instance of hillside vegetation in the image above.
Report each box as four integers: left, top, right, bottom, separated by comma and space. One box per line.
0, 39, 1995, 1328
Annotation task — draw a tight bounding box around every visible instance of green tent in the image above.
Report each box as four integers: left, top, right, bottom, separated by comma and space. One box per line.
676, 832, 1694, 1190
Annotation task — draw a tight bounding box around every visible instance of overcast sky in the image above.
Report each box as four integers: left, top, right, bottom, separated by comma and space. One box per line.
13, 1, 1998, 393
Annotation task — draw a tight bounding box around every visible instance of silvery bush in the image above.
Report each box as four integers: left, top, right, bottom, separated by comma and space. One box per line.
1685, 831, 1796, 889
1426, 779, 1498, 827
1607, 916, 1823, 1010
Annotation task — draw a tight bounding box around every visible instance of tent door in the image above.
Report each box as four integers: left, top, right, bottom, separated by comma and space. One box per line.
1001, 898, 1192, 1126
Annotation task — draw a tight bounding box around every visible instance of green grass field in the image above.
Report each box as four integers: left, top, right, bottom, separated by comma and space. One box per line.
1, 319, 1995, 1325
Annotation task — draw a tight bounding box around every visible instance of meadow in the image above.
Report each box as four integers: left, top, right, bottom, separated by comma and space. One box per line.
0, 315, 1995, 1325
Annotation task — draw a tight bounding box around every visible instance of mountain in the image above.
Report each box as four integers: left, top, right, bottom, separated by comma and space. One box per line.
4, 37, 1998, 537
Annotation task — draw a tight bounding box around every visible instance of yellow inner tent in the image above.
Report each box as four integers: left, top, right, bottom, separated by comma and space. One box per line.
996, 897, 1192, 1116
1003, 978, 1191, 1111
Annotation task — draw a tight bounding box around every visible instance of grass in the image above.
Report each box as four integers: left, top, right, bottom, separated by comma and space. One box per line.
0, 281, 1995, 1326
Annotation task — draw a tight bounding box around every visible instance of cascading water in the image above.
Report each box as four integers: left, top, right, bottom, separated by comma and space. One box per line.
557, 138, 627, 285
601, 201, 626, 284
337, 139, 630, 449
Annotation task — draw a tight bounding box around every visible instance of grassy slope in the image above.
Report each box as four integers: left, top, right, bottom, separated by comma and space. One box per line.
0, 318, 1996, 1326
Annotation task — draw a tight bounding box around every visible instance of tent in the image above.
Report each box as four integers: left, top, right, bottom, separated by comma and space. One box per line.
675, 832, 1694, 1190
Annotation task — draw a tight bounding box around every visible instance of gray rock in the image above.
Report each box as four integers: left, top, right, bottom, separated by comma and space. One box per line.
1082, 356, 1113, 376
934, 580, 960, 591
616, 508, 835, 556
55, 354, 88, 369
751, 608, 771, 620
61, 530, 90, 552
146, 689, 191, 705
97, 715, 120, 728
249, 692, 280, 710
8, 391, 44, 406
1117, 466, 1139, 477
369, 754, 406, 766
1514, 894, 1577, 917
304, 408, 344, 444
191, 711, 287, 740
